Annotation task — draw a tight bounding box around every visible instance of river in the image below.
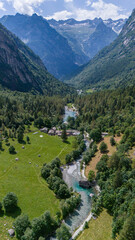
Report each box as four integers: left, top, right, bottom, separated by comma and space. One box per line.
50, 106, 93, 239
63, 107, 93, 234
63, 106, 77, 123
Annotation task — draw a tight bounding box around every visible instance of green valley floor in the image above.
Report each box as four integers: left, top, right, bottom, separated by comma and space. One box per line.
0, 131, 74, 239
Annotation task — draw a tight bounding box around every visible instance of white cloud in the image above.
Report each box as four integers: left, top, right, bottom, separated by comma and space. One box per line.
46, 10, 73, 20
0, 1, 6, 11
7, 0, 55, 15
90, 0, 128, 20
64, 0, 73, 2
86, 0, 92, 6
66, 0, 128, 20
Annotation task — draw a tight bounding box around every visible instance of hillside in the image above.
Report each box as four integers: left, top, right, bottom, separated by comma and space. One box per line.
0, 13, 77, 79
67, 9, 135, 90
0, 23, 73, 95
48, 18, 125, 65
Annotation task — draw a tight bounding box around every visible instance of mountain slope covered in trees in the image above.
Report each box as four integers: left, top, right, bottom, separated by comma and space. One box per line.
0, 13, 78, 79
67, 10, 135, 90
0, 23, 73, 95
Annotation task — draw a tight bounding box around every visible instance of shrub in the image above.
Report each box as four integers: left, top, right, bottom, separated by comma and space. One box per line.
110, 137, 116, 146
9, 145, 16, 154
3, 192, 18, 212
56, 224, 71, 240
88, 170, 95, 182
99, 142, 108, 153
14, 214, 31, 239
0, 202, 2, 210
84, 221, 89, 229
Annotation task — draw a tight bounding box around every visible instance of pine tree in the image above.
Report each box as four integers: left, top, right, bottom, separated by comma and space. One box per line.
61, 126, 67, 143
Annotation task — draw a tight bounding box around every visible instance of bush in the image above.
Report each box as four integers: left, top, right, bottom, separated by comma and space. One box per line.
56, 224, 71, 240
90, 129, 102, 143
3, 192, 18, 212
110, 137, 116, 146
88, 170, 95, 182
0, 202, 2, 210
9, 145, 16, 154
84, 221, 89, 229
14, 214, 31, 239
99, 142, 108, 153
65, 154, 72, 164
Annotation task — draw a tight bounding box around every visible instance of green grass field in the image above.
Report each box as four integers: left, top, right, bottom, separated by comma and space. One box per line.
86, 89, 95, 94
0, 131, 74, 239
77, 210, 113, 240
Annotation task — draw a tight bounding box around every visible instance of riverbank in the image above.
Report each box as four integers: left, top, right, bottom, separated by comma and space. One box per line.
62, 159, 93, 233
71, 165, 100, 239
76, 209, 113, 240
62, 106, 100, 239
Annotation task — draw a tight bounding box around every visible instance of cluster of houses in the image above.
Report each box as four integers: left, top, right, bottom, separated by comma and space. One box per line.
40, 127, 80, 137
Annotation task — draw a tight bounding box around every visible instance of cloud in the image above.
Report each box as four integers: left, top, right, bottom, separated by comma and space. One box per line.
64, 0, 73, 2
0, 1, 6, 11
86, 0, 92, 6
57, 0, 129, 20
46, 10, 72, 20
90, 0, 128, 19
7, 0, 55, 15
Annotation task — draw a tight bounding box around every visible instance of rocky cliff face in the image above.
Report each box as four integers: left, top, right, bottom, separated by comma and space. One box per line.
0, 23, 73, 95
83, 21, 117, 59
0, 13, 78, 79
48, 17, 125, 66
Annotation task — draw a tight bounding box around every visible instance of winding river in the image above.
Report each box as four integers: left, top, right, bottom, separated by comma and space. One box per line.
63, 107, 93, 234
50, 106, 93, 239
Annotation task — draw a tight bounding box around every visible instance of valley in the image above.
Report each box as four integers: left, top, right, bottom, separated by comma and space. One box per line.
0, 4, 135, 240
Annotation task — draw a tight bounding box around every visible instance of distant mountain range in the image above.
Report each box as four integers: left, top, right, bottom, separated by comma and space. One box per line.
0, 14, 126, 79
67, 9, 135, 90
48, 17, 126, 66
0, 23, 73, 95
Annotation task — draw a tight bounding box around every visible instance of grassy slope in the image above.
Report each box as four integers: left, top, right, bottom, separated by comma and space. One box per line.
0, 131, 74, 239
77, 209, 112, 240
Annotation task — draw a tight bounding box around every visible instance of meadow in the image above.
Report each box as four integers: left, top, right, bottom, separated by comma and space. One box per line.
77, 210, 113, 240
0, 130, 74, 239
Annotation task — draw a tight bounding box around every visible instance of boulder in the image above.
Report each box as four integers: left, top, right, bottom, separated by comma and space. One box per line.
8, 229, 15, 237
79, 181, 91, 188
79, 180, 96, 188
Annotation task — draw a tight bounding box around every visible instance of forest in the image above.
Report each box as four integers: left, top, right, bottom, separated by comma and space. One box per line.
0, 85, 135, 240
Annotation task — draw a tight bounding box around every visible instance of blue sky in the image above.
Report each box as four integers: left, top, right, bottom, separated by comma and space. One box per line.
0, 0, 134, 20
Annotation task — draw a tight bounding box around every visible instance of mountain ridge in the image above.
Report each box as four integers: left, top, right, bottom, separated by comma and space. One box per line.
0, 13, 78, 79
48, 17, 125, 66
66, 10, 135, 90
0, 22, 74, 95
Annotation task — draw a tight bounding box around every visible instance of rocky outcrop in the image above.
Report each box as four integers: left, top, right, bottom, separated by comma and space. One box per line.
79, 180, 96, 188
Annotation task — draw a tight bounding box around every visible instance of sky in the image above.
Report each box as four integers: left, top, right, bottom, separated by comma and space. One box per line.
0, 0, 134, 20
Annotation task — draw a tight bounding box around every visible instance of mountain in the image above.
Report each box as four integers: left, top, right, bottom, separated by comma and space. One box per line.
0, 22, 74, 95
67, 9, 135, 90
83, 21, 117, 59
103, 18, 126, 34
0, 13, 77, 79
48, 18, 125, 66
